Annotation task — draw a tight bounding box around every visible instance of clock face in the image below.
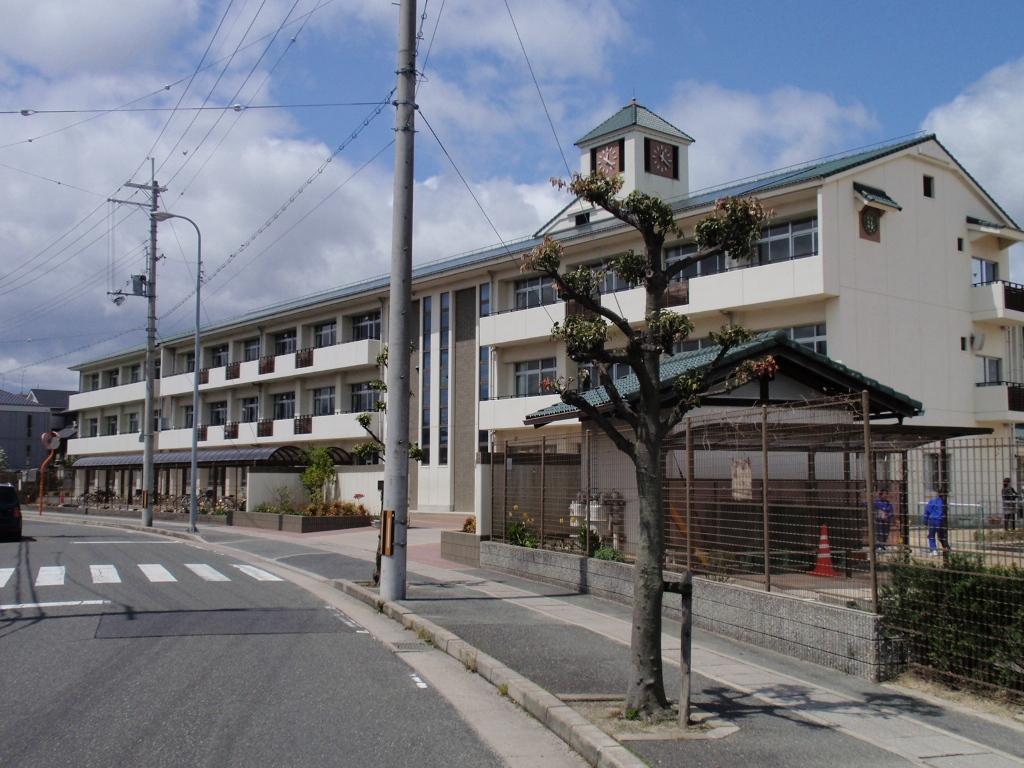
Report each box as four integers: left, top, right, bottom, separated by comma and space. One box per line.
862, 208, 880, 235
648, 139, 676, 178
595, 142, 620, 176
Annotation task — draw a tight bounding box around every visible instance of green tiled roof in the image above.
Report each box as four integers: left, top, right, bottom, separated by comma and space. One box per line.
575, 101, 695, 146
967, 215, 1005, 229
853, 182, 901, 210
524, 331, 923, 425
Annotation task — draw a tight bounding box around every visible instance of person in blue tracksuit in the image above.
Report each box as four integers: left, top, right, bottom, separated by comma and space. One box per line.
874, 489, 894, 551
923, 488, 948, 556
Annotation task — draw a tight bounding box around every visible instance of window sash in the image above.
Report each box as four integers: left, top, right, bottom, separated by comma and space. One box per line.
971, 258, 998, 285
272, 393, 295, 419
210, 346, 229, 367
313, 387, 335, 416
351, 312, 381, 341
514, 358, 557, 397
209, 402, 227, 426
756, 217, 818, 265
243, 339, 261, 362
240, 398, 259, 423
351, 383, 378, 414
314, 322, 337, 348
514, 276, 556, 310
274, 332, 297, 356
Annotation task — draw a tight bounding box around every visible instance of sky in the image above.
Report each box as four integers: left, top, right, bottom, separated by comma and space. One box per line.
1, 0, 1023, 391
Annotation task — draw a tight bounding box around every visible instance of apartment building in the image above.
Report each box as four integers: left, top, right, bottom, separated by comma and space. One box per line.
66, 101, 1024, 516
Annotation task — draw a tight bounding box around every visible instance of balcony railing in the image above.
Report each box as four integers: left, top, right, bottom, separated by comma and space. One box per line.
295, 348, 314, 368
196, 424, 208, 441
976, 381, 1024, 411
974, 280, 1024, 313
199, 368, 210, 384
664, 281, 689, 307
259, 355, 275, 375
224, 422, 239, 439
257, 419, 274, 437
225, 361, 240, 380
294, 414, 313, 434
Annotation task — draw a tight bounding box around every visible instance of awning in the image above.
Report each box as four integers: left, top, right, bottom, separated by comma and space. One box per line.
71, 445, 351, 469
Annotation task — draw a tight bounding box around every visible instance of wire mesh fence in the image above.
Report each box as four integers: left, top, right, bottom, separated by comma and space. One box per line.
487, 394, 1024, 699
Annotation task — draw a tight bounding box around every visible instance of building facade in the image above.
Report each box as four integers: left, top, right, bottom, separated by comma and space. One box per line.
66, 103, 1024, 518
0, 388, 75, 472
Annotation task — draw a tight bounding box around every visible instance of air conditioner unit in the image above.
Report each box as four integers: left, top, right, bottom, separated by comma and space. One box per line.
970, 333, 986, 351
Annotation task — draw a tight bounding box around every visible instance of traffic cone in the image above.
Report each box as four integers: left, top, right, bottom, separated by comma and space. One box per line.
809, 524, 839, 577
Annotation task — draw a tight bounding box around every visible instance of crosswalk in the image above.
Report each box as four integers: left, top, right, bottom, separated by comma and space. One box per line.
2, 562, 284, 587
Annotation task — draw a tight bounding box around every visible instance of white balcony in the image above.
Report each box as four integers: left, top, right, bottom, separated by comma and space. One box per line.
971, 281, 1024, 324
679, 255, 828, 318
973, 382, 1024, 422
479, 303, 565, 348
67, 432, 143, 456
479, 394, 564, 431
600, 287, 647, 324
69, 381, 146, 411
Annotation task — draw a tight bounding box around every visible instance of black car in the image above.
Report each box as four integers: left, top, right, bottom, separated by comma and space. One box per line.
0, 484, 22, 540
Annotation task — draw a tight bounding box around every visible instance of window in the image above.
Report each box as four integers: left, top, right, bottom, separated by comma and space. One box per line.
209, 401, 227, 426
240, 397, 259, 423
923, 175, 935, 198
87, 418, 98, 437
574, 212, 591, 227
351, 382, 378, 414
971, 258, 998, 285
104, 415, 118, 435
514, 358, 557, 397
210, 345, 229, 367
313, 386, 335, 416
479, 283, 491, 318
957, 237, 964, 252
154, 359, 161, 379
977, 356, 1003, 385
184, 352, 195, 374
924, 452, 949, 494
274, 330, 297, 356
243, 338, 261, 362
479, 347, 490, 401
788, 323, 828, 355
88, 373, 99, 391
514, 276, 556, 310
182, 405, 193, 429
421, 297, 432, 464
106, 369, 119, 388
26, 414, 32, 438
600, 262, 635, 294
314, 321, 337, 348
439, 292, 450, 464
354, 450, 380, 466
272, 392, 295, 420
127, 413, 139, 433
757, 217, 818, 264
351, 311, 381, 341
673, 336, 711, 354
577, 361, 632, 391
666, 243, 726, 281
129, 364, 142, 383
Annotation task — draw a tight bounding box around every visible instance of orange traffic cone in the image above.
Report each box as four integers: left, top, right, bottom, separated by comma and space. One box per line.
809, 524, 839, 577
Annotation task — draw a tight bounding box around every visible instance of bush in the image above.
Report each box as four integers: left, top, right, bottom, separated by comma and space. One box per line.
880, 553, 1024, 696
462, 516, 476, 534
507, 520, 538, 548
577, 526, 603, 557
593, 546, 625, 562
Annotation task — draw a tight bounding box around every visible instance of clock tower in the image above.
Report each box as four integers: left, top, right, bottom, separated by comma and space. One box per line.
575, 99, 693, 200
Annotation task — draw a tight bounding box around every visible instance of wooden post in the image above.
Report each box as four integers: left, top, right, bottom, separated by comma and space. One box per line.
489, 435, 495, 538
502, 440, 509, 541
678, 570, 694, 727
761, 404, 771, 592
899, 450, 910, 553
585, 430, 592, 555
863, 391, 877, 610
685, 417, 694, 571
539, 436, 546, 548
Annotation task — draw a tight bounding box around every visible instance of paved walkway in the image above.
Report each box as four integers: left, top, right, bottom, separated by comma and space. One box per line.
39, 510, 1024, 768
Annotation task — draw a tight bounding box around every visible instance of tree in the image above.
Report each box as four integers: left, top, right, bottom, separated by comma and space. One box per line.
522, 172, 770, 719
300, 447, 337, 508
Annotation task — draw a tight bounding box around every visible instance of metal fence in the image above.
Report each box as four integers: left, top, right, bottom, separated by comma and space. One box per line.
487, 395, 1024, 698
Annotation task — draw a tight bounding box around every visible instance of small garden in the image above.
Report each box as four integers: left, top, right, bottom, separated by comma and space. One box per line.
504, 507, 626, 563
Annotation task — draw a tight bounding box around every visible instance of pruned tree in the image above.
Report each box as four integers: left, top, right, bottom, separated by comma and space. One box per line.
522, 173, 771, 719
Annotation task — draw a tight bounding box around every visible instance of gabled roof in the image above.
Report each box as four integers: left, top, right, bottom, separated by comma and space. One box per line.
29, 388, 76, 409
575, 101, 694, 146
0, 389, 39, 408
853, 182, 902, 211
524, 331, 923, 426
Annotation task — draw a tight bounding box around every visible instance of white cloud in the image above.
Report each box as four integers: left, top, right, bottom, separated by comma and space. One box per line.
662, 81, 877, 191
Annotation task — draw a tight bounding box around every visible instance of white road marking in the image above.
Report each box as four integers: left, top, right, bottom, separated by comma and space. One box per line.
35, 566, 65, 586
90, 564, 121, 584
356, 630, 369, 634
138, 564, 176, 582
73, 540, 180, 545
0, 567, 14, 588
231, 564, 283, 582
184, 563, 230, 582
409, 674, 428, 689
0, 599, 110, 611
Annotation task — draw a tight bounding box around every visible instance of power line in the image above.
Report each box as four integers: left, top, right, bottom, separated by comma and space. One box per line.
418, 0, 445, 89
0, 328, 144, 344
0, 326, 146, 378
0, 161, 107, 197
3, 101, 398, 116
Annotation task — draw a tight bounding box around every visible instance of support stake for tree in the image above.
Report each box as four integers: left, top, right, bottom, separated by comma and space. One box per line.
678, 570, 693, 728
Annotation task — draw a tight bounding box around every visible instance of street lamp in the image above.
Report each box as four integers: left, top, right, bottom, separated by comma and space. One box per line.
152, 211, 202, 534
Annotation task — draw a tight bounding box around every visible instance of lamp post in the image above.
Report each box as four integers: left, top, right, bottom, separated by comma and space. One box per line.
152, 211, 201, 533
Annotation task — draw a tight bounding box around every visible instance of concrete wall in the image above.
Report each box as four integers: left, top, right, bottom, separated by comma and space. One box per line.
337, 466, 384, 513
452, 287, 477, 513
480, 541, 895, 682
247, 470, 305, 512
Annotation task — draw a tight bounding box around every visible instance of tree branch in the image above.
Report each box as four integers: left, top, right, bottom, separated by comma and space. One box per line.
663, 244, 725, 281
547, 268, 636, 340
560, 389, 636, 459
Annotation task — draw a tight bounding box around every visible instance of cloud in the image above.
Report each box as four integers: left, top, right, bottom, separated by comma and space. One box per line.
662, 81, 877, 191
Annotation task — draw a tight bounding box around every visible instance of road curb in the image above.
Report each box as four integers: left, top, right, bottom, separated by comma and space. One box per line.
333, 579, 648, 768
34, 512, 203, 543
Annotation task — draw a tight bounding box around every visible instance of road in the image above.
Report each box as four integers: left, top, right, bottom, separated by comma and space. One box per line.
0, 519, 581, 768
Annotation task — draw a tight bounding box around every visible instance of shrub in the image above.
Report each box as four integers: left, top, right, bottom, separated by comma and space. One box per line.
462, 516, 476, 534
301, 447, 336, 506
507, 520, 538, 548
593, 546, 625, 562
577, 526, 602, 557
254, 502, 275, 514
879, 553, 1024, 696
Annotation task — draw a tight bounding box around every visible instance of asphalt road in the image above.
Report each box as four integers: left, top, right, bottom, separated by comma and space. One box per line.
0, 520, 504, 768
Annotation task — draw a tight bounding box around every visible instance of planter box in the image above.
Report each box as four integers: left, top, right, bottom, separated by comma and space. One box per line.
74, 507, 228, 526
233, 510, 373, 533
440, 530, 481, 567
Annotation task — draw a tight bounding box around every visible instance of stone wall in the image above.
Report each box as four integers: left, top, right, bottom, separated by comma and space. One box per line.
440, 530, 480, 567
479, 541, 895, 682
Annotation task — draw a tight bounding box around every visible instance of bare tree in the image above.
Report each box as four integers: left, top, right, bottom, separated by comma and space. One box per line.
522, 172, 771, 718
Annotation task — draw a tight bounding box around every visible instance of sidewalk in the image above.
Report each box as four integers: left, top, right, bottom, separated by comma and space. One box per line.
39, 510, 1024, 768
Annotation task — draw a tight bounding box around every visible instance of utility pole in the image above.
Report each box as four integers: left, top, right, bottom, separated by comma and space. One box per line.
379, 0, 417, 602
123, 159, 165, 527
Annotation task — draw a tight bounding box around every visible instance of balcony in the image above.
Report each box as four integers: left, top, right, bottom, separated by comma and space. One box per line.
479, 302, 566, 347
259, 355, 276, 375
974, 381, 1024, 422
66, 432, 143, 455
479, 394, 564, 431
294, 414, 312, 435
224, 422, 239, 439
225, 361, 240, 380
69, 380, 146, 411
257, 419, 274, 437
196, 425, 208, 442
971, 281, 1024, 324
295, 348, 314, 368
198, 368, 210, 384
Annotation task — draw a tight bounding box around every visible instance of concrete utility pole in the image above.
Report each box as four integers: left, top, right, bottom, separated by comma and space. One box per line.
124, 159, 164, 528
379, 0, 417, 602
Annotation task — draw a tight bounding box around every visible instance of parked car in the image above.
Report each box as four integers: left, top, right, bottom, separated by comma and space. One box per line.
0, 484, 22, 540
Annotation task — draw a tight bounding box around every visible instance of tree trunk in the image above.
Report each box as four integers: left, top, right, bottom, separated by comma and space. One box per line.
625, 415, 669, 716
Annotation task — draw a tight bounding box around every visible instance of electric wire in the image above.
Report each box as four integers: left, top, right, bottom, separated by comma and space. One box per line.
0, 326, 147, 378
0, 161, 107, 197
3, 101, 397, 116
